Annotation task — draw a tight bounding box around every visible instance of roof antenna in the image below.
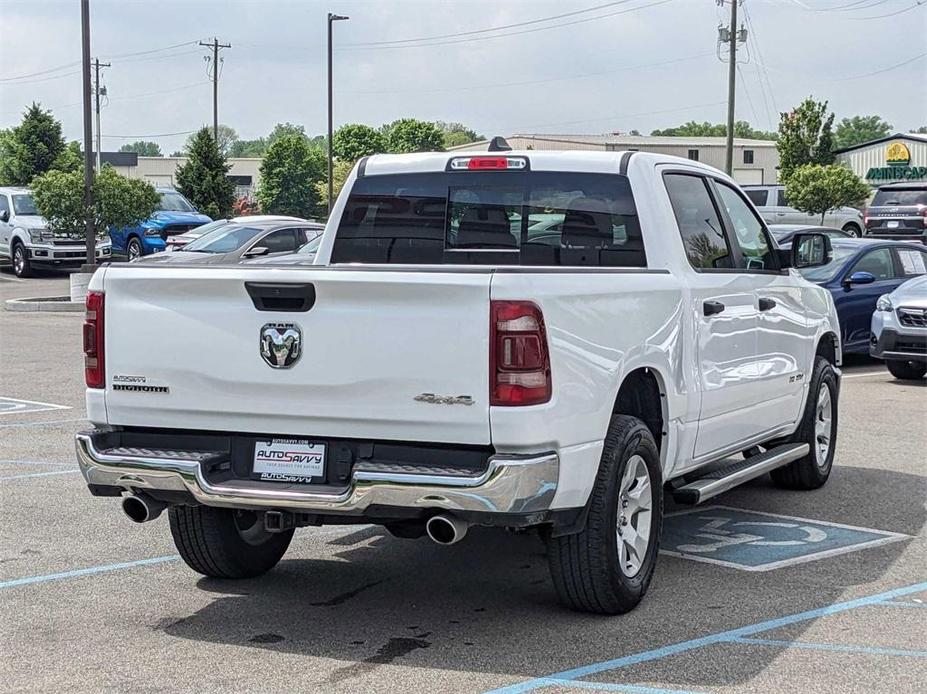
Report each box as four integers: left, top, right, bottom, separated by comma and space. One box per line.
487, 136, 512, 152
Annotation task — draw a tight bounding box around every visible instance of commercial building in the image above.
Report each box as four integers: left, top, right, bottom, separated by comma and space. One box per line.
449, 133, 780, 184
833, 133, 927, 188
98, 153, 262, 197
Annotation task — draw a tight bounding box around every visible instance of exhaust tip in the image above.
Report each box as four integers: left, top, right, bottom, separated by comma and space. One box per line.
121, 494, 164, 523
425, 514, 467, 545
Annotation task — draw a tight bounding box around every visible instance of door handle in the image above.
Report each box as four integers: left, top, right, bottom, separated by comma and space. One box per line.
703, 300, 725, 317
759, 297, 777, 311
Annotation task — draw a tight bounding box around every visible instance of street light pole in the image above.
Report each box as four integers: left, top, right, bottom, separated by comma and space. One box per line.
327, 12, 349, 215
80, 0, 96, 269
724, 0, 739, 176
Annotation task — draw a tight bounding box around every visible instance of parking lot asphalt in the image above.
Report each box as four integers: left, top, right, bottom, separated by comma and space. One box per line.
1, 269, 925, 694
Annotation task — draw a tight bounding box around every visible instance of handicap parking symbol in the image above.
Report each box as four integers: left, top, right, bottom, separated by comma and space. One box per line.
661, 506, 908, 571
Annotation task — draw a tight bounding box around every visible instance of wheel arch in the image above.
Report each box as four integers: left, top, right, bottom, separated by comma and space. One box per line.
815, 330, 840, 367
611, 366, 668, 455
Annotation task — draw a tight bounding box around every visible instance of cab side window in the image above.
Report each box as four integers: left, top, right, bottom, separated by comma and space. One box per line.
851, 248, 894, 280
713, 182, 776, 271
0, 195, 9, 220
259, 228, 299, 253
664, 174, 734, 270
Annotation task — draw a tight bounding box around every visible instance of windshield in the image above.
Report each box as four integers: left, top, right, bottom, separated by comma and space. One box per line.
183, 223, 260, 253
798, 245, 859, 282
156, 191, 195, 212
12, 194, 38, 215
872, 189, 927, 206
298, 233, 324, 254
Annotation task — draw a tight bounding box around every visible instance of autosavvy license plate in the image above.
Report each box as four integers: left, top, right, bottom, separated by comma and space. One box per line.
253, 438, 325, 483
886, 221, 900, 228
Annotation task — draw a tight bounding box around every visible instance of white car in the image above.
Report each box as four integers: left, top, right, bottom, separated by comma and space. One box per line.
0, 186, 111, 277
871, 274, 927, 380
743, 184, 865, 237
75, 151, 841, 614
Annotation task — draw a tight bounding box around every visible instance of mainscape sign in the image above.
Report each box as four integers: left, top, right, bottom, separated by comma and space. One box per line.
866, 141, 926, 181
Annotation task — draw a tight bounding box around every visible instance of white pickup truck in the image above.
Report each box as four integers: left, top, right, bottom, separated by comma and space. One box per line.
76, 151, 842, 614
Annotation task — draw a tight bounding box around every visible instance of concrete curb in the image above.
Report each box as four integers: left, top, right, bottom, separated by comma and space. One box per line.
4, 296, 84, 313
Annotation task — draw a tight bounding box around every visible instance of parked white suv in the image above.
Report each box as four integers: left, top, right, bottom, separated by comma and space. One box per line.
75, 152, 842, 614
743, 184, 864, 237
0, 186, 111, 277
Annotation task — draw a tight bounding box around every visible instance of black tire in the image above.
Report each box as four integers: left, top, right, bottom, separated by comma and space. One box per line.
126, 236, 143, 261
548, 415, 663, 615
886, 359, 926, 381
841, 223, 861, 237
168, 505, 293, 579
11, 241, 33, 278
770, 356, 838, 490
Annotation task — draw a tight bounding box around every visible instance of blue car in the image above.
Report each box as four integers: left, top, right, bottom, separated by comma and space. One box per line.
797, 238, 927, 354
110, 188, 212, 260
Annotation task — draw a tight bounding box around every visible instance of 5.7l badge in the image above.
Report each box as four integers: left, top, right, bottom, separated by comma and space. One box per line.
260, 323, 302, 369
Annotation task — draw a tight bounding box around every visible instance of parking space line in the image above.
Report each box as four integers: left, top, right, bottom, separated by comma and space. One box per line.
0, 458, 73, 467
0, 396, 71, 416
0, 417, 87, 428
0, 555, 180, 590
483, 582, 927, 694
0, 469, 80, 481
841, 371, 888, 379
731, 637, 927, 658
539, 680, 704, 694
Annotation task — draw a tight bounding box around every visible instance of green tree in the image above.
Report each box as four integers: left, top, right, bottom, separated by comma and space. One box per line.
0, 103, 74, 185
436, 121, 482, 148
833, 115, 892, 150
118, 140, 163, 157
332, 123, 386, 161
229, 138, 267, 157
911, 126, 927, 134
32, 164, 159, 235
777, 97, 836, 180
783, 164, 870, 224
267, 122, 308, 147
256, 133, 326, 218
182, 124, 237, 156
315, 158, 354, 205
651, 120, 776, 140
384, 119, 445, 153
175, 127, 235, 218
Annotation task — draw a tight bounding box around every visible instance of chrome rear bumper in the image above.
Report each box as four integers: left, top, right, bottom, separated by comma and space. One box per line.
75, 433, 558, 516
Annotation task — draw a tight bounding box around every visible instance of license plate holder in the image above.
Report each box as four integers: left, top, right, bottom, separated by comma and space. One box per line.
886, 220, 900, 228
252, 438, 325, 484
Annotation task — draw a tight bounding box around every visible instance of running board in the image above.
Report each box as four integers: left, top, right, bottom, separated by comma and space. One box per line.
672, 443, 810, 505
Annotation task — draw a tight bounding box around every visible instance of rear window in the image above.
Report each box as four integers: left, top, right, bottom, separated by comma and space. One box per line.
871, 188, 927, 206
331, 171, 645, 267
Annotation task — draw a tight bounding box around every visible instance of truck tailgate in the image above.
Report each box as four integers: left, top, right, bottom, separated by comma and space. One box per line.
100, 266, 492, 445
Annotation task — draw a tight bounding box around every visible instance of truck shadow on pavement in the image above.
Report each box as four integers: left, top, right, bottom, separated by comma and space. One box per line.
159, 465, 923, 691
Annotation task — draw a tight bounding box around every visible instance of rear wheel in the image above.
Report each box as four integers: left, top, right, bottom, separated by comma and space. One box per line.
886, 359, 926, 381
548, 415, 662, 614
771, 356, 838, 490
12, 242, 33, 278
126, 237, 143, 261
168, 505, 293, 579
841, 223, 861, 237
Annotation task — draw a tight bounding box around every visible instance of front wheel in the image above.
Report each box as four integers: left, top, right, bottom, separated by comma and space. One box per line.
12, 242, 33, 278
841, 223, 862, 237
126, 237, 143, 261
886, 359, 926, 381
771, 356, 838, 490
168, 505, 293, 579
548, 415, 663, 614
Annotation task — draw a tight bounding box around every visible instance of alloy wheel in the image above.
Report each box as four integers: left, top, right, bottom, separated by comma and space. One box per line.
13, 246, 25, 275
616, 454, 653, 578
814, 384, 834, 468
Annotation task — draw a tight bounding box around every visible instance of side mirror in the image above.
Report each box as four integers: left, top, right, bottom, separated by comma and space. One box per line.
243, 245, 269, 258
0, 209, 8, 223
790, 232, 833, 269
846, 271, 876, 286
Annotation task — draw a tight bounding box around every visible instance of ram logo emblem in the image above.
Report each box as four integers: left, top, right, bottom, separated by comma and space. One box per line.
260, 323, 302, 369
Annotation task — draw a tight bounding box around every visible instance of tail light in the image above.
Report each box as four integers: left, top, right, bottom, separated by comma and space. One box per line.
490, 300, 551, 406
83, 291, 105, 388
862, 209, 869, 227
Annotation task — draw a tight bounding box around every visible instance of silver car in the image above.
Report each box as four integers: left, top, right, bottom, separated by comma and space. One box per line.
744, 184, 865, 237
870, 274, 927, 380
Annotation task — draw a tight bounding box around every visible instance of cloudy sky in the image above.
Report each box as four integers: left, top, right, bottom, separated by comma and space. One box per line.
1, 0, 925, 153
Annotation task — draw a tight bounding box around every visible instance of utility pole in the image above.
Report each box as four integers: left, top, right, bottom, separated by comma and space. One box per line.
80, 0, 96, 269
93, 58, 110, 174
327, 13, 349, 215
199, 38, 231, 143
719, 0, 747, 176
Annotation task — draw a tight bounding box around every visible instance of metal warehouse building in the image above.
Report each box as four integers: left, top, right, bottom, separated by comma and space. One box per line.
833, 133, 927, 188
99, 154, 263, 197
450, 134, 780, 184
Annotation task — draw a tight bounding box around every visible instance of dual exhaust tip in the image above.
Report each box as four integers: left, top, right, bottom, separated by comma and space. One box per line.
122, 494, 469, 546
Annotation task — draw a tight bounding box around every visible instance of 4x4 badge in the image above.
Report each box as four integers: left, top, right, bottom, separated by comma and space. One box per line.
260, 323, 302, 369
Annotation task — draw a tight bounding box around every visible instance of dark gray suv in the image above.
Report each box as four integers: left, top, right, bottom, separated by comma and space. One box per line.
864, 183, 927, 243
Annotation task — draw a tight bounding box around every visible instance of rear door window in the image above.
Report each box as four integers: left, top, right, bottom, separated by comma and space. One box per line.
664, 173, 734, 270
713, 182, 778, 271
744, 189, 768, 206
776, 189, 790, 207
331, 170, 645, 267
259, 228, 300, 253
895, 247, 927, 276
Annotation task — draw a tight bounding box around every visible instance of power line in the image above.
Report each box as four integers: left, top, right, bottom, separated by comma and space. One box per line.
741, 3, 778, 129
339, 52, 715, 95
0, 61, 81, 83
736, 64, 761, 126
103, 129, 197, 139
343, 1, 633, 46
752, 50, 925, 80
848, 1, 924, 19
338, 0, 678, 50
101, 39, 204, 60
